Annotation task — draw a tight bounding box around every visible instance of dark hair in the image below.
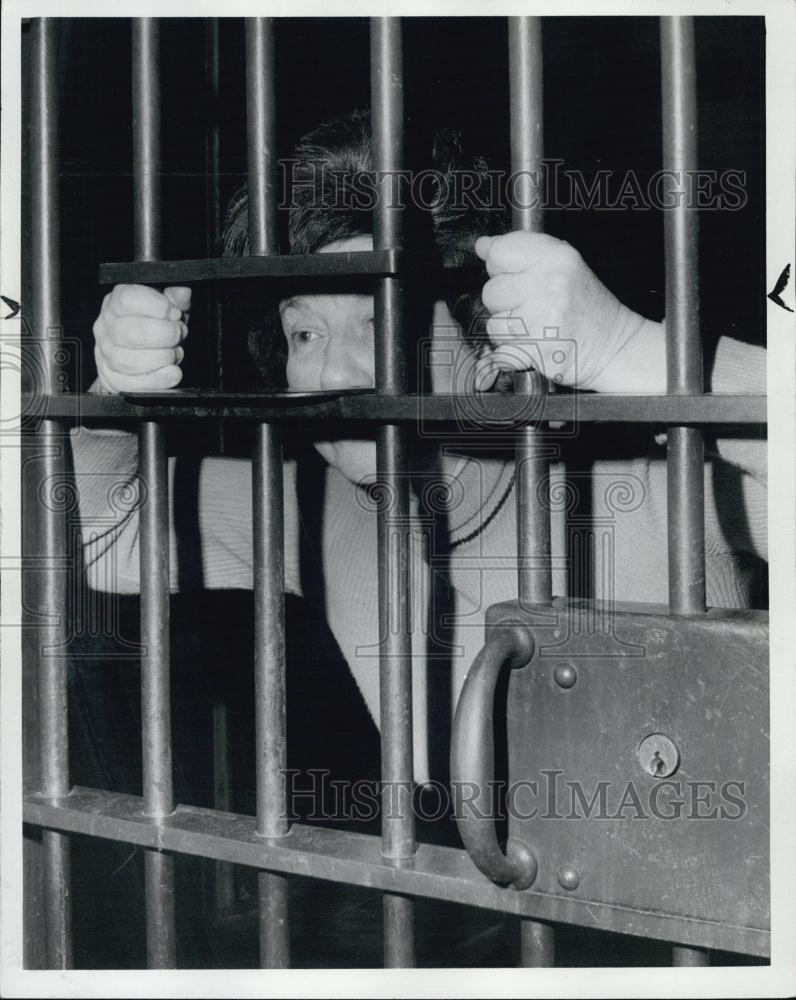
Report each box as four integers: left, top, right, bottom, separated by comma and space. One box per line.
222, 110, 509, 385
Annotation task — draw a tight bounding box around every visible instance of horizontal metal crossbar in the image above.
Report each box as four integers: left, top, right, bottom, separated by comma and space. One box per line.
27, 391, 767, 425
24, 786, 769, 957
98, 249, 477, 285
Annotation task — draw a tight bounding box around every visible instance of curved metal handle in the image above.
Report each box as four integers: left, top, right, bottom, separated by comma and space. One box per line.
450, 623, 537, 890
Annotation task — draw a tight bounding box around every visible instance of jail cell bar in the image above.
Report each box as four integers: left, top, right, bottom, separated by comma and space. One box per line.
27, 17, 73, 971
371, 17, 417, 969
508, 16, 556, 969
245, 16, 291, 970
660, 16, 710, 969
132, 18, 179, 969
207, 20, 233, 918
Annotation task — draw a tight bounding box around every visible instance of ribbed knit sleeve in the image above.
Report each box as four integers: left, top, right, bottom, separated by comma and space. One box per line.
705, 337, 767, 562
71, 426, 301, 596
710, 336, 766, 394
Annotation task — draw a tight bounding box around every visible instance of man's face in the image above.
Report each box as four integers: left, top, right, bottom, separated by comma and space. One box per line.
280, 235, 378, 484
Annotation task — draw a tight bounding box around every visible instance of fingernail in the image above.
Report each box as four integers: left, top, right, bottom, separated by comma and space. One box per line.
175, 347, 184, 363
180, 322, 188, 340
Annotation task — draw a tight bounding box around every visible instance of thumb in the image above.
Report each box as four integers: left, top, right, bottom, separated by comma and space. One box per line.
164, 286, 192, 313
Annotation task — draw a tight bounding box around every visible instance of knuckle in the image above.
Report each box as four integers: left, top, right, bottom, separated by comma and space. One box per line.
113, 283, 134, 313
555, 240, 581, 269
505, 230, 535, 258
513, 230, 536, 248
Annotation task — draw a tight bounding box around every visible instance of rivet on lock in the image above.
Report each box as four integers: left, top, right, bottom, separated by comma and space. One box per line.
637, 733, 680, 778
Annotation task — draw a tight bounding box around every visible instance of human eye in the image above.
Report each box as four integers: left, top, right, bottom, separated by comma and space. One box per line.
287, 328, 320, 350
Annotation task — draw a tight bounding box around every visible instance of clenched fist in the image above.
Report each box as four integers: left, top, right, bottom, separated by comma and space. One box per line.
473, 231, 665, 394
92, 284, 192, 393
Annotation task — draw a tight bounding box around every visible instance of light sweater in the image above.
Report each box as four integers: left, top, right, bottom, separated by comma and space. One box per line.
72, 337, 767, 781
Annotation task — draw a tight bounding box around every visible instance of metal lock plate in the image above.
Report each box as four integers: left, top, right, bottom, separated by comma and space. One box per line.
486, 597, 769, 956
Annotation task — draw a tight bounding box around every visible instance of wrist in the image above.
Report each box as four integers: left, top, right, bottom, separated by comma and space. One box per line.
89, 375, 114, 395
588, 310, 666, 394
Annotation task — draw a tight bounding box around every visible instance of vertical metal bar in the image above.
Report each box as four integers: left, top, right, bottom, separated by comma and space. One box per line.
21, 23, 46, 970
245, 18, 278, 256
661, 14, 708, 968
258, 872, 289, 968
29, 17, 72, 971
661, 16, 706, 618
139, 421, 176, 967
245, 20, 289, 968
133, 18, 176, 968
371, 16, 416, 969
508, 16, 544, 234
204, 27, 229, 877
371, 17, 406, 395
205, 19, 222, 255
139, 424, 173, 819
520, 919, 554, 967
205, 19, 225, 452
212, 702, 236, 911
508, 17, 551, 611
514, 366, 552, 609
252, 427, 289, 970
132, 19, 161, 262
383, 894, 415, 968
673, 945, 710, 966
252, 424, 287, 837
508, 16, 555, 966
666, 425, 705, 612
661, 18, 702, 398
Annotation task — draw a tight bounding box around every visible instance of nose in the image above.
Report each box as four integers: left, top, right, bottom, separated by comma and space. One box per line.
319, 337, 374, 391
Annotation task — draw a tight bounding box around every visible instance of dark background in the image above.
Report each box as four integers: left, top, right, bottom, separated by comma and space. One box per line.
50, 16, 766, 394
23, 16, 767, 969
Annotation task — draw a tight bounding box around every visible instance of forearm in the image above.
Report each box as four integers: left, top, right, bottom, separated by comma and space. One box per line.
588, 321, 768, 561
72, 425, 303, 595
586, 308, 666, 394
71, 424, 143, 591
589, 315, 766, 401
707, 337, 767, 498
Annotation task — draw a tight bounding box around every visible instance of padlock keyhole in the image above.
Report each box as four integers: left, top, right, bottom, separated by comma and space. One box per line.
637, 733, 680, 779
